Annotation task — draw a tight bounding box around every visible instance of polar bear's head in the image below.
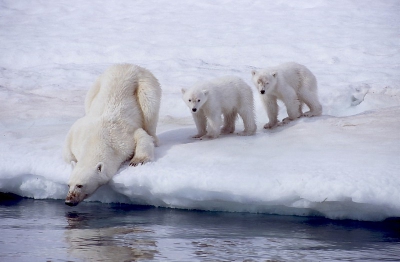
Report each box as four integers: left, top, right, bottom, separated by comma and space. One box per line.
251, 70, 277, 95
65, 161, 109, 206
181, 88, 208, 113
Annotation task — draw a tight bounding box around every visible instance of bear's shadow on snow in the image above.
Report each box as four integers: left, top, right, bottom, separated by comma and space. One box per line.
261, 115, 326, 134
155, 127, 200, 159
156, 126, 252, 160
154, 116, 327, 160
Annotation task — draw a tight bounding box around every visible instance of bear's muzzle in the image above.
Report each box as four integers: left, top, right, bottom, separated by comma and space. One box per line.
65, 191, 82, 206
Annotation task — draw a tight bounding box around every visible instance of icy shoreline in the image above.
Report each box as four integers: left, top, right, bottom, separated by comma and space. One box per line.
1, 107, 400, 221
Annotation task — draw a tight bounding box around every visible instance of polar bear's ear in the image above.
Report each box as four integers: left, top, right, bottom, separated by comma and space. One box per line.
251, 70, 257, 76
96, 162, 104, 173
71, 161, 77, 168
202, 89, 209, 96
181, 88, 186, 94
271, 71, 278, 78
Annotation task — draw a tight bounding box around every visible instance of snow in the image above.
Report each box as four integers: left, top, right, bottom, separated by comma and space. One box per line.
1, 0, 400, 221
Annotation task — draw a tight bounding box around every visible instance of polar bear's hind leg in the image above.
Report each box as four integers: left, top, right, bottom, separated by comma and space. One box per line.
136, 71, 162, 146
129, 128, 155, 166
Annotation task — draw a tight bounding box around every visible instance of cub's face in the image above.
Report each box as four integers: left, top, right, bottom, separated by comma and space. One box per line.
181, 88, 208, 113
251, 70, 277, 95
65, 161, 108, 206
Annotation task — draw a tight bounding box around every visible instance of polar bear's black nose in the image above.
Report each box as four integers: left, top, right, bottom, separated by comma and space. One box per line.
65, 201, 74, 206
192, 108, 197, 112
65, 200, 78, 206
260, 90, 265, 94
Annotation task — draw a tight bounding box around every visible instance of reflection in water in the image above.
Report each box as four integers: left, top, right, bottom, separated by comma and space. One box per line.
65, 212, 157, 261
0, 198, 399, 261
62, 207, 400, 261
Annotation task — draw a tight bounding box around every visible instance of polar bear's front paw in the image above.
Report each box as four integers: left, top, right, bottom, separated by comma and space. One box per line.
129, 156, 151, 167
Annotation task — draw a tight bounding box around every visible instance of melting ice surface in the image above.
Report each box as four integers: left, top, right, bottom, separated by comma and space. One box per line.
1, 0, 400, 221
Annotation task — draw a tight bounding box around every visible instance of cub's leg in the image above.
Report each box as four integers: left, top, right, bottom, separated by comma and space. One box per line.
299, 90, 322, 117
262, 95, 279, 129
298, 67, 322, 117
221, 110, 237, 134
192, 111, 207, 139
204, 112, 222, 139
281, 88, 302, 124
237, 106, 256, 136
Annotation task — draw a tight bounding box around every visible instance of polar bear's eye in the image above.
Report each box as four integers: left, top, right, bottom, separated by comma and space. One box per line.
197, 99, 200, 102
188, 99, 191, 102
77, 184, 83, 189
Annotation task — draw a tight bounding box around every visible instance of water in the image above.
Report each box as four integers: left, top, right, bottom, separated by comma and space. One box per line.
0, 194, 399, 262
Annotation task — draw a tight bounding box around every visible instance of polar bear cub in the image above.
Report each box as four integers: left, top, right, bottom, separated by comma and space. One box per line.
63, 63, 161, 206
251, 62, 322, 129
182, 76, 257, 139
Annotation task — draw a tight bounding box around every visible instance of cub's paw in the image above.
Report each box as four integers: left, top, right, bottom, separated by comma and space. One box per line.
237, 130, 255, 136
303, 111, 319, 117
200, 134, 219, 140
263, 122, 277, 129
221, 126, 235, 134
281, 117, 292, 125
192, 133, 206, 139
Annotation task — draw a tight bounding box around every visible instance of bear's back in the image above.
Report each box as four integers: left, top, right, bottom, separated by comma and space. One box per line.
271, 62, 315, 91
200, 76, 252, 111
87, 64, 142, 118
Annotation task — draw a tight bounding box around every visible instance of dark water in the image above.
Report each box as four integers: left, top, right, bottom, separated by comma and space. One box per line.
0, 194, 399, 262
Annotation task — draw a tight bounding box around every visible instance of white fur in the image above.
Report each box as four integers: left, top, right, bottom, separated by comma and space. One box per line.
251, 62, 322, 129
63, 63, 161, 206
182, 76, 257, 139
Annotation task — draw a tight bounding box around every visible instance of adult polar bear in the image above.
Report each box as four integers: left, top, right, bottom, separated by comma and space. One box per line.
63, 64, 161, 206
